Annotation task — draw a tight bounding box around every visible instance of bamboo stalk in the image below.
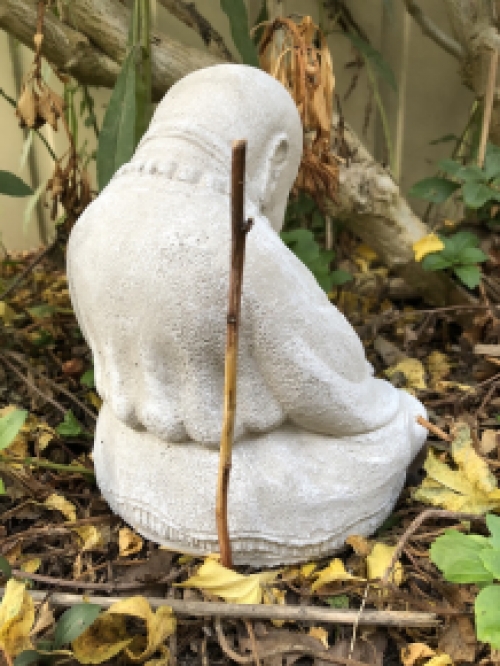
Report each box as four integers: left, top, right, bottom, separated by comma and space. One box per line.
216, 140, 253, 569
478, 48, 499, 168
2, 589, 441, 627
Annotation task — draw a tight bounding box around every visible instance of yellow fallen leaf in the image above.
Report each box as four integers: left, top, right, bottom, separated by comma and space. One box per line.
263, 587, 286, 627
73, 596, 175, 664
413, 234, 445, 262
119, 527, 143, 557
367, 543, 403, 586
300, 562, 317, 578
311, 559, 365, 592
353, 244, 378, 272
0, 579, 34, 658
434, 380, 473, 393
43, 493, 76, 521
75, 526, 105, 551
385, 358, 427, 391
308, 626, 329, 648
21, 558, 41, 574
427, 351, 451, 387
4, 544, 22, 566
0, 301, 15, 326
424, 656, 453, 666
176, 558, 279, 604
346, 534, 372, 557
401, 642, 436, 666
86, 392, 102, 410
413, 423, 500, 514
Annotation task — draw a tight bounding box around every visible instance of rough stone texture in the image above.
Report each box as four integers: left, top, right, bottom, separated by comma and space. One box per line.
67, 64, 428, 566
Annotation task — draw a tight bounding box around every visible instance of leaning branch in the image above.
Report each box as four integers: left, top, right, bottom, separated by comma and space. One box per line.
157, 0, 234, 61
401, 0, 464, 59
0, 0, 120, 88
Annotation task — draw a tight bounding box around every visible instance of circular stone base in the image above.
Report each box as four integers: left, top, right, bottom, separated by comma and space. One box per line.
93, 398, 426, 566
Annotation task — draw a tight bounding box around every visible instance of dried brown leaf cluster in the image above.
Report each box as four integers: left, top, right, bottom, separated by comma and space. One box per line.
15, 1, 93, 232
258, 16, 338, 204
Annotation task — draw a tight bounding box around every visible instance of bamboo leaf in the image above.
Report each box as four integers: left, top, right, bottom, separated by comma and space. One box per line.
96, 49, 137, 191
0, 171, 33, 197
220, 0, 259, 66
345, 32, 397, 91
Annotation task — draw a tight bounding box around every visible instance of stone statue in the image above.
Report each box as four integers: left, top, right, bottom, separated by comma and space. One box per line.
67, 64, 427, 566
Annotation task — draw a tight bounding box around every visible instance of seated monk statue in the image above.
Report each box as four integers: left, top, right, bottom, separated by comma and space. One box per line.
67, 64, 427, 566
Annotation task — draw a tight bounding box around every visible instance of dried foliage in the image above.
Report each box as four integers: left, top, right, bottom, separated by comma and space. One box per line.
15, 1, 93, 235
258, 16, 339, 205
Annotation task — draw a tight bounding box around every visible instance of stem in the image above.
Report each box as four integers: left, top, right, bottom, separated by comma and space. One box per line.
365, 59, 395, 173
478, 48, 499, 168
0, 455, 95, 479
216, 140, 252, 569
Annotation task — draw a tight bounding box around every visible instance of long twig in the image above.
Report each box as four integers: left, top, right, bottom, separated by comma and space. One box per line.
478, 48, 499, 167
381, 510, 484, 585
0, 455, 95, 479
0, 241, 56, 302
216, 140, 253, 569
1, 589, 440, 626
5, 351, 97, 421
416, 416, 452, 442
401, 0, 463, 59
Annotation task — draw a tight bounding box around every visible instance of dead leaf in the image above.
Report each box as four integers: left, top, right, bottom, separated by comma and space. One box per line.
308, 627, 329, 648
0, 579, 34, 658
480, 429, 499, 456
311, 558, 365, 592
427, 351, 451, 386
176, 558, 279, 604
413, 422, 500, 513
75, 526, 105, 551
385, 358, 427, 391
367, 543, 403, 586
72, 596, 175, 664
438, 616, 476, 663
413, 234, 445, 262
43, 493, 76, 521
346, 534, 373, 557
401, 643, 436, 666
119, 527, 143, 557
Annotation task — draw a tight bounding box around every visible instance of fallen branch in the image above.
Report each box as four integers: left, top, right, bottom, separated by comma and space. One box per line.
381, 509, 485, 585
0, 589, 440, 627
416, 416, 452, 442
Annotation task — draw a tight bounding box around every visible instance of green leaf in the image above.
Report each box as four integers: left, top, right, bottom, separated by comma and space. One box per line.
0, 409, 28, 451
53, 603, 101, 649
487, 514, 500, 550
454, 265, 482, 289
311, 210, 325, 230
437, 158, 462, 177
0, 171, 33, 197
455, 247, 488, 265
220, 0, 259, 66
476, 585, 500, 649
485, 143, 500, 181
462, 181, 496, 209
455, 164, 486, 183
408, 177, 459, 203
329, 269, 353, 286
327, 595, 350, 609
446, 230, 480, 252
431, 529, 493, 584
0, 478, 5, 494
281, 229, 320, 264
80, 368, 95, 389
252, 0, 268, 46
421, 254, 453, 271
481, 549, 500, 579
96, 48, 138, 191
429, 134, 458, 145
0, 555, 12, 580
14, 650, 45, 666
56, 411, 83, 437
28, 304, 56, 319
346, 32, 397, 91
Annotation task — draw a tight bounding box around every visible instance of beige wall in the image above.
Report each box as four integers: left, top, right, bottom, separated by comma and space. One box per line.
0, 0, 474, 250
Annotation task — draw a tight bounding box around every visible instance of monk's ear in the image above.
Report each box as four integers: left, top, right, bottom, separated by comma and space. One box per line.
261, 133, 289, 208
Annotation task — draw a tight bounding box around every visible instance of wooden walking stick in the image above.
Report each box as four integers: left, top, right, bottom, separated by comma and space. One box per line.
216, 140, 253, 568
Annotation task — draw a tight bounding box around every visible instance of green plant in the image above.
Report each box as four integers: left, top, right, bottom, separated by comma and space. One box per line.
431, 514, 500, 649
0, 171, 33, 198
281, 193, 352, 292
420, 231, 487, 289
409, 142, 500, 221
